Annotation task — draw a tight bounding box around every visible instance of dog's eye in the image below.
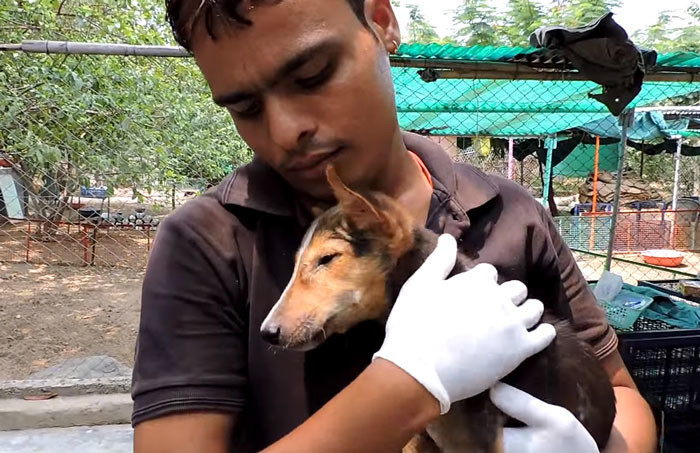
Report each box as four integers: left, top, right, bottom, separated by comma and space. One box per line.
317, 253, 340, 267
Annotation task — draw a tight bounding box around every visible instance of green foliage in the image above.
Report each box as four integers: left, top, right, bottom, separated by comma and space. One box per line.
633, 3, 700, 53
0, 0, 252, 213
405, 3, 439, 43
546, 0, 621, 28
453, 0, 504, 46
503, 0, 544, 47
450, 0, 623, 47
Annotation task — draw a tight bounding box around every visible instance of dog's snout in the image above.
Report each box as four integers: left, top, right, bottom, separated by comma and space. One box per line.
261, 323, 281, 345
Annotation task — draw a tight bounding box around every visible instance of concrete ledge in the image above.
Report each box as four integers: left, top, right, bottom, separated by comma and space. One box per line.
0, 377, 131, 399
0, 394, 132, 431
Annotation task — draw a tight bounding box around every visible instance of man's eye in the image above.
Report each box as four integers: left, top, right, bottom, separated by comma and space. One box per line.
229, 99, 263, 118
296, 63, 334, 90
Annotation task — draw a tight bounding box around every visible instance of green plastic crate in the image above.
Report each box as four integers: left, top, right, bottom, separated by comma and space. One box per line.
598, 290, 654, 330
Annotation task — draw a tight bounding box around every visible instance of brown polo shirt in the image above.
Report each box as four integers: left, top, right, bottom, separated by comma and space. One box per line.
131, 132, 617, 451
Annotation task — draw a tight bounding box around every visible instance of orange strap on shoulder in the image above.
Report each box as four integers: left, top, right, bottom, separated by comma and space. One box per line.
408, 150, 433, 190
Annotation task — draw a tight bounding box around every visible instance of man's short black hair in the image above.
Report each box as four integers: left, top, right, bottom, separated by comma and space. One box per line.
166, 0, 367, 51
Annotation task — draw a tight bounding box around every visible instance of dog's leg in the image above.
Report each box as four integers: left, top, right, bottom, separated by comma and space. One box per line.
427, 393, 504, 453
402, 432, 441, 453
494, 425, 504, 453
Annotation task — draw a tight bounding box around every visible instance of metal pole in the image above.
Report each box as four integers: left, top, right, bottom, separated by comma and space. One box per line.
542, 135, 556, 207
507, 138, 515, 180
605, 110, 634, 271
0, 40, 190, 57
672, 137, 683, 210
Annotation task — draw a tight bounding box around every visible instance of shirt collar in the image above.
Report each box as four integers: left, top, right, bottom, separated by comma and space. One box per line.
219, 131, 499, 218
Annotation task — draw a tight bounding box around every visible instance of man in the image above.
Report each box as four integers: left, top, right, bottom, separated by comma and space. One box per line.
132, 0, 657, 452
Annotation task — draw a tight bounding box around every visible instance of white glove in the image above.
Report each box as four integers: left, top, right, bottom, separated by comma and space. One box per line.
373, 234, 556, 414
490, 382, 599, 453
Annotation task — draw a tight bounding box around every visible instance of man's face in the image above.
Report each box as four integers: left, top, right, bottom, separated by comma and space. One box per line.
192, 0, 401, 200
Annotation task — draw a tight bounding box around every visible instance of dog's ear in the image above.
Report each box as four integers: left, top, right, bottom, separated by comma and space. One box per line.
310, 206, 324, 218
326, 165, 384, 231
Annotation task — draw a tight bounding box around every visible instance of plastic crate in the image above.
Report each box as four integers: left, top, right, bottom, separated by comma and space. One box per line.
638, 280, 700, 304
598, 291, 654, 330
618, 318, 700, 453
80, 186, 108, 199
572, 202, 613, 216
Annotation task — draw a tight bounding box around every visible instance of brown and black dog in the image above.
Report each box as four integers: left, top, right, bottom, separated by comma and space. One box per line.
261, 166, 616, 453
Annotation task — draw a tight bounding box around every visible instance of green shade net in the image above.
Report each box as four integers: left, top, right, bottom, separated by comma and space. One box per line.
553, 143, 619, 177
394, 72, 700, 137
391, 44, 700, 137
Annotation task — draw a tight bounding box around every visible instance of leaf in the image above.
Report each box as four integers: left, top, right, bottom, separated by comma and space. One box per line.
23, 392, 58, 401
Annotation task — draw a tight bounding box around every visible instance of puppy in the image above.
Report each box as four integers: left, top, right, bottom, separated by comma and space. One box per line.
261, 166, 616, 453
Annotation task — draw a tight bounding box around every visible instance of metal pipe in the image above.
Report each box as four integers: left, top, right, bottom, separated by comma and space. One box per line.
541, 136, 556, 207
507, 138, 515, 180
1, 40, 189, 57
605, 110, 634, 271
1, 41, 699, 83
672, 137, 683, 210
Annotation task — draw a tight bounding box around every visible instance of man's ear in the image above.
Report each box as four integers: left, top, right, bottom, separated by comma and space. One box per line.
326, 165, 384, 231
364, 0, 401, 54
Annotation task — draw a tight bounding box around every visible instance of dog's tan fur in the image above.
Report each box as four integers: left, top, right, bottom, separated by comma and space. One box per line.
261, 165, 616, 453
262, 166, 416, 350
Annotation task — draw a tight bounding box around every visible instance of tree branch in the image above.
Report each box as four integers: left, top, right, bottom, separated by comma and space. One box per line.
57, 0, 70, 16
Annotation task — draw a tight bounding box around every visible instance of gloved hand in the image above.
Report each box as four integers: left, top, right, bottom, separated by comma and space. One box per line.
490, 382, 599, 453
373, 234, 556, 414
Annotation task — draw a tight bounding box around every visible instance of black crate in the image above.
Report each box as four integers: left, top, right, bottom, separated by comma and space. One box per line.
638, 280, 700, 304
618, 318, 700, 453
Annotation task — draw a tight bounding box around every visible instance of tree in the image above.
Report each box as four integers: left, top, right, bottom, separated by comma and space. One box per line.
545, 0, 622, 28
503, 0, 544, 47
0, 0, 252, 226
453, 0, 503, 46
405, 4, 440, 43
632, 3, 700, 53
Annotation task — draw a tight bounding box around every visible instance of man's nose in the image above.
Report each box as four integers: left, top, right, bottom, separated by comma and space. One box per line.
265, 97, 317, 153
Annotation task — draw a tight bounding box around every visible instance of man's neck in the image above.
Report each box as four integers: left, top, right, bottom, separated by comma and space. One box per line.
299, 131, 433, 226
375, 133, 432, 226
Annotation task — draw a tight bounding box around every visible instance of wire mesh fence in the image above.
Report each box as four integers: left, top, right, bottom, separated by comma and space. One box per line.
2, 45, 700, 380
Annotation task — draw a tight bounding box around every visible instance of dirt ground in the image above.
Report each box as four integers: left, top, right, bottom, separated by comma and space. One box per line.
1, 252, 697, 381
0, 262, 143, 380
575, 251, 700, 284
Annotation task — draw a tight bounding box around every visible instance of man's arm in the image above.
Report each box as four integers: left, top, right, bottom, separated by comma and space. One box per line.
600, 351, 658, 453
134, 413, 236, 453
133, 352, 659, 453
133, 360, 437, 453
534, 203, 657, 452
135, 236, 556, 453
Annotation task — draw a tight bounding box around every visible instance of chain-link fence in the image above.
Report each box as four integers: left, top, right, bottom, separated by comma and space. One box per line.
2, 43, 700, 380
0, 49, 254, 380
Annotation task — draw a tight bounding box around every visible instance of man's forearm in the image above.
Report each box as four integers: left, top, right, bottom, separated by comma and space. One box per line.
603, 386, 657, 453
262, 358, 440, 453
600, 350, 657, 453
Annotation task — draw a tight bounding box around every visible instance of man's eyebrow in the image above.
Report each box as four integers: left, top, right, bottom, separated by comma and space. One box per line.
213, 37, 341, 107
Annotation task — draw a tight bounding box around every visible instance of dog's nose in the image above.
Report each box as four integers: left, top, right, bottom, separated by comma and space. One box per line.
261, 324, 281, 345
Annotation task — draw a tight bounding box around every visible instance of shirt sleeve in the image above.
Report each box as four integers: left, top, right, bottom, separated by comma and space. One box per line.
534, 204, 618, 359
131, 199, 249, 426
